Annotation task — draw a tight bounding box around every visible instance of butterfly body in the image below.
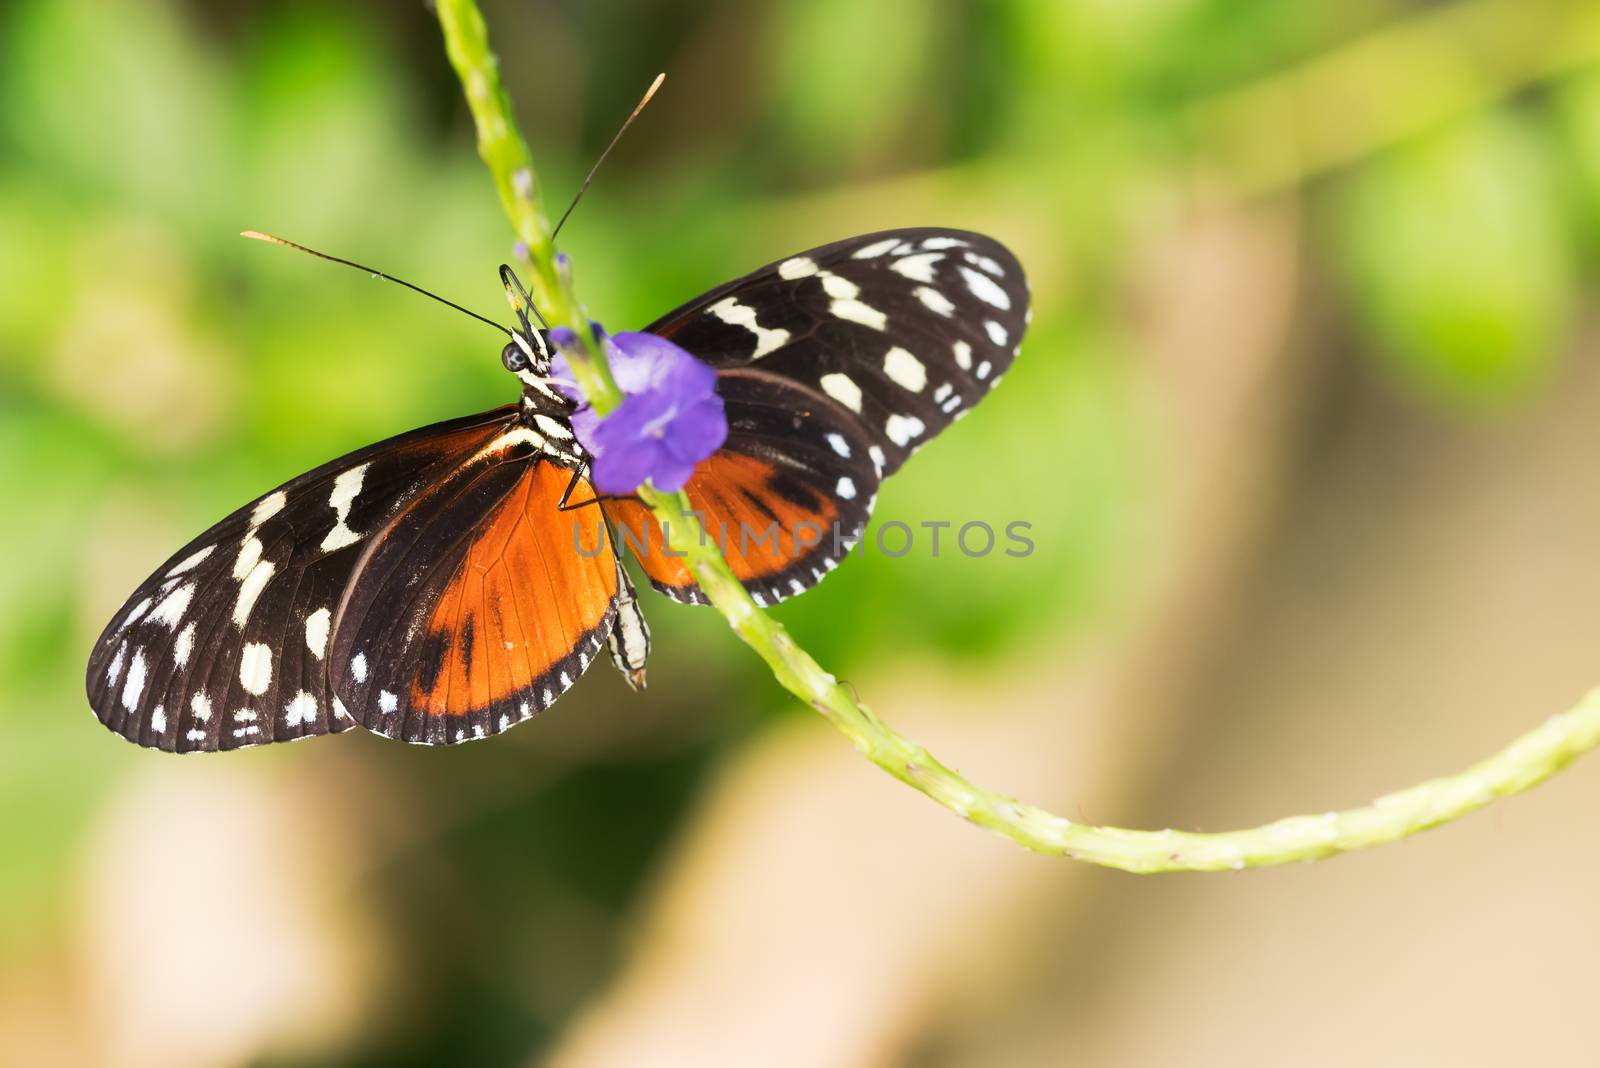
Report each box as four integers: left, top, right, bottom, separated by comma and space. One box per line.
86, 228, 1028, 750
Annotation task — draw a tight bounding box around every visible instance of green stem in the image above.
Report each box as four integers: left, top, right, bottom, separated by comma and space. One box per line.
435, 0, 1600, 873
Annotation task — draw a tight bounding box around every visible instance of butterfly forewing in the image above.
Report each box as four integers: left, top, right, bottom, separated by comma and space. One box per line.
85, 408, 517, 752
330, 440, 620, 744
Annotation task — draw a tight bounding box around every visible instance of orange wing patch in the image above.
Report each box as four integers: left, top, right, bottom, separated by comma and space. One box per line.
411, 463, 618, 720
333, 452, 620, 744
604, 450, 846, 605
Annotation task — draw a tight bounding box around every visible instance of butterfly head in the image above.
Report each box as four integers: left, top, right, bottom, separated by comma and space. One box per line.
503, 330, 580, 426
501, 329, 553, 380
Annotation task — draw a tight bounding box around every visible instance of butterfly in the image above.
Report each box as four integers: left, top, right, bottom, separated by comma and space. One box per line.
85, 228, 1029, 750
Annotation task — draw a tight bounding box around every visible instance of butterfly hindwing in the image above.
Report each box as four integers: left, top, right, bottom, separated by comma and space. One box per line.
604, 368, 880, 605
330, 440, 620, 744
85, 408, 519, 752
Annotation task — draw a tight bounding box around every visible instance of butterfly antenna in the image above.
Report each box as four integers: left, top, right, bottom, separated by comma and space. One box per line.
241, 231, 511, 336
550, 72, 666, 243
498, 264, 547, 334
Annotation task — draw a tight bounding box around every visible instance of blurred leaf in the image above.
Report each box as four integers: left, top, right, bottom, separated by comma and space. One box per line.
0, 182, 76, 364
1333, 113, 1579, 408
763, 0, 942, 175
1552, 67, 1600, 255
1, 0, 229, 228
238, 9, 411, 243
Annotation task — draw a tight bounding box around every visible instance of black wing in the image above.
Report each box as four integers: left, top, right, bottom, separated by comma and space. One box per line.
84, 408, 518, 752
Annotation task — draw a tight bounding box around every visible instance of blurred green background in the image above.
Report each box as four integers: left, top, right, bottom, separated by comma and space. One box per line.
4, 1, 1600, 1066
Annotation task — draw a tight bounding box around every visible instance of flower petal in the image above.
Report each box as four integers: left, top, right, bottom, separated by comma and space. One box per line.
648, 454, 702, 493
661, 395, 728, 462
550, 328, 730, 494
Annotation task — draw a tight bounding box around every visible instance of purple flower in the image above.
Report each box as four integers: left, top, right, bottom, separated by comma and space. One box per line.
549, 327, 728, 495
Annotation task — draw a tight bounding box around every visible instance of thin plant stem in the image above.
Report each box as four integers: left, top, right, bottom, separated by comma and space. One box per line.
434, 0, 1600, 873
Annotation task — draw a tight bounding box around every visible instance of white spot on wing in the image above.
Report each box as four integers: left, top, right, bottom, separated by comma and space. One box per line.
890, 252, 943, 283
151, 706, 167, 733
304, 608, 331, 660
250, 491, 286, 527
934, 382, 953, 401
915, 287, 955, 316
778, 256, 817, 279
320, 463, 370, 553
107, 641, 127, 686
121, 650, 147, 712
885, 414, 926, 447
351, 653, 368, 684
232, 536, 263, 580
959, 266, 1011, 309
825, 433, 851, 458
964, 250, 1004, 277
186, 728, 207, 743
836, 476, 857, 500
830, 299, 887, 330
166, 545, 214, 577
883, 347, 927, 392
149, 582, 194, 628
819, 272, 858, 299
984, 320, 1008, 346
868, 446, 886, 475
234, 708, 257, 723
976, 360, 992, 380
378, 690, 398, 714
709, 296, 791, 359
120, 597, 152, 630
233, 560, 276, 627
852, 237, 901, 259
819, 373, 863, 412
285, 691, 318, 727
191, 692, 212, 722
239, 642, 273, 697
921, 236, 968, 250
174, 622, 195, 668
953, 340, 973, 370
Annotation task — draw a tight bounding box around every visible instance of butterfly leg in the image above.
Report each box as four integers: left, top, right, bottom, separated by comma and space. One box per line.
556, 463, 640, 512
605, 521, 651, 691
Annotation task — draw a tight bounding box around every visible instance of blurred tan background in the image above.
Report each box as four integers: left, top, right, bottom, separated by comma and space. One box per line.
3, 1, 1600, 1065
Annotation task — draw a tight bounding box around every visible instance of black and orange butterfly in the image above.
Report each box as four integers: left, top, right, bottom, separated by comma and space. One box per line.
85, 228, 1029, 750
